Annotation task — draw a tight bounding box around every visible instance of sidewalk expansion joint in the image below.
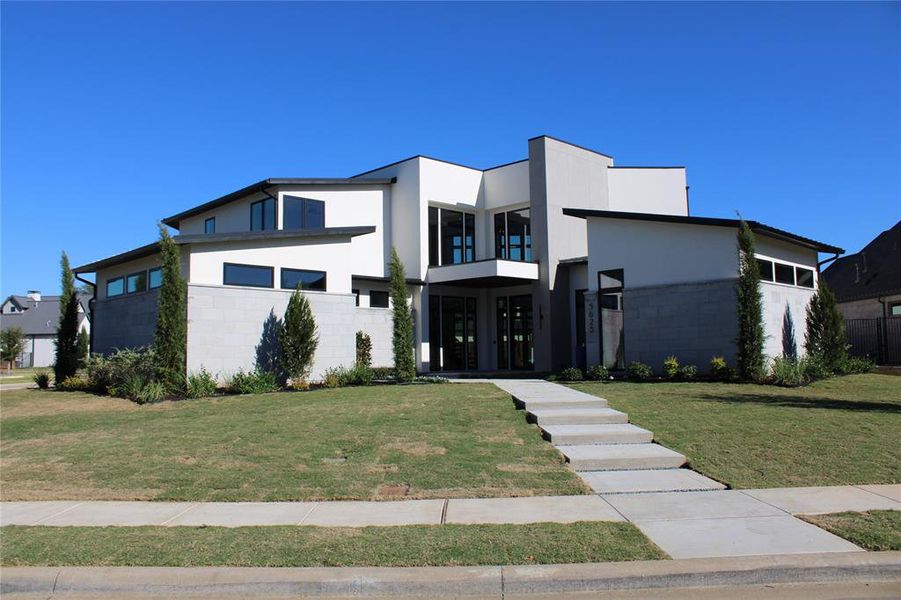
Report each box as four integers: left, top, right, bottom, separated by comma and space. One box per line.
297, 503, 318, 526
159, 502, 200, 525
440, 498, 449, 524
32, 502, 84, 526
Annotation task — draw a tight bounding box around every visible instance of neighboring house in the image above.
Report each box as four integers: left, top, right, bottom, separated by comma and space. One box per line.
0, 291, 91, 368
74, 136, 842, 379
821, 221, 901, 320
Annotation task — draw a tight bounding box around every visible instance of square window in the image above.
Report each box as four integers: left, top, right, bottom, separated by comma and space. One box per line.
106, 277, 124, 297
126, 271, 147, 294
370, 290, 389, 308
284, 196, 325, 230
891, 303, 901, 317
756, 258, 774, 281
774, 263, 795, 285
796, 267, 815, 288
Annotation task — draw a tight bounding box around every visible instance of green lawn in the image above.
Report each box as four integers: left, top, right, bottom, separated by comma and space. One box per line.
0, 384, 587, 501
572, 374, 901, 489
801, 511, 901, 551
0, 522, 665, 567
0, 367, 44, 382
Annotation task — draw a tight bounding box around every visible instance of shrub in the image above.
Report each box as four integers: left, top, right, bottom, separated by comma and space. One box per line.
227, 369, 279, 395
321, 366, 343, 389
413, 375, 449, 384
805, 281, 848, 372
343, 364, 374, 386
771, 356, 809, 387
678, 364, 698, 380
585, 364, 609, 381
355, 331, 372, 367
1, 327, 25, 368
136, 380, 167, 404
33, 371, 51, 389
803, 354, 832, 381
153, 225, 188, 392
663, 356, 680, 379
709, 356, 736, 381
87, 348, 157, 395
279, 288, 318, 386
56, 374, 93, 392
185, 368, 218, 398
372, 366, 395, 380
836, 355, 876, 375
558, 367, 583, 382
735, 221, 765, 381
390, 248, 416, 383
54, 252, 81, 384
627, 361, 653, 380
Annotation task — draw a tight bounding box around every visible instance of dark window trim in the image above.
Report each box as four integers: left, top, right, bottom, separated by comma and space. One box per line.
148, 267, 162, 289
106, 276, 124, 297
280, 267, 327, 291
126, 270, 147, 294
493, 207, 531, 262
889, 302, 901, 317
369, 290, 390, 308
250, 197, 276, 231
352, 288, 360, 306
428, 206, 477, 267
283, 195, 326, 230
223, 262, 274, 288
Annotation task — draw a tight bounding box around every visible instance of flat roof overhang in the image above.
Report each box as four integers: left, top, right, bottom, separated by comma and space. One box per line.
427, 259, 539, 288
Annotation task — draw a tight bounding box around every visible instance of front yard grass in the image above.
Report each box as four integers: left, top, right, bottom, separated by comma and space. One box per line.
800, 511, 901, 551
0, 384, 587, 501
572, 374, 900, 489
0, 522, 665, 567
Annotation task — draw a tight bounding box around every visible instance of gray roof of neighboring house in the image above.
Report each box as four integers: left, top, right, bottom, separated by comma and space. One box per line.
161, 178, 396, 228
562, 209, 844, 254
821, 220, 901, 302
0, 294, 90, 336
73, 226, 377, 273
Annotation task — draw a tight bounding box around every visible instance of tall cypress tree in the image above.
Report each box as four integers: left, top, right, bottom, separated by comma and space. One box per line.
54, 252, 81, 383
389, 248, 415, 382
805, 280, 847, 371
153, 224, 187, 391
279, 288, 318, 384
735, 221, 765, 381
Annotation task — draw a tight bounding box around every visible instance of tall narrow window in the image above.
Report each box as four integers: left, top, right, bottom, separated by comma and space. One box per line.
464, 213, 475, 263
428, 207, 440, 266
250, 198, 276, 231
284, 196, 325, 229
148, 268, 162, 289
495, 209, 531, 261
440, 209, 465, 265
494, 213, 507, 259
430, 207, 475, 266
204, 217, 216, 234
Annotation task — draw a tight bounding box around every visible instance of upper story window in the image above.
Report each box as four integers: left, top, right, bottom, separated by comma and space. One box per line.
204, 217, 216, 234
284, 196, 325, 230
495, 208, 532, 261
428, 207, 475, 266
756, 256, 816, 290
370, 290, 389, 308
223, 263, 274, 288
280, 268, 326, 291
149, 268, 162, 289
126, 271, 147, 294
250, 198, 276, 231
107, 277, 124, 297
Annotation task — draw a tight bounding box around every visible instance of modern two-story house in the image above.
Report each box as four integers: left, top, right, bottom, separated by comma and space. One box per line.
75, 136, 842, 379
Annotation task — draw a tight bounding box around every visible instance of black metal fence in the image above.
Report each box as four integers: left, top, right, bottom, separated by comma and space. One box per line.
845, 317, 901, 365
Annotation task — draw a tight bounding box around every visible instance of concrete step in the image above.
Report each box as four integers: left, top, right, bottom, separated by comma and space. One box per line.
558, 443, 686, 471
541, 423, 652, 445
518, 397, 608, 411
580, 469, 726, 494
527, 407, 629, 426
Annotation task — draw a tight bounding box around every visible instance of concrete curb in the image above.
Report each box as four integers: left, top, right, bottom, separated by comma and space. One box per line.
2, 552, 899, 598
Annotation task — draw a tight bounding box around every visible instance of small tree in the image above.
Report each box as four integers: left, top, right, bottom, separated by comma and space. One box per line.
279, 287, 318, 384
153, 224, 187, 391
54, 252, 81, 383
389, 248, 416, 382
1, 327, 25, 370
805, 280, 847, 371
356, 331, 372, 367
735, 221, 765, 381
76, 329, 90, 367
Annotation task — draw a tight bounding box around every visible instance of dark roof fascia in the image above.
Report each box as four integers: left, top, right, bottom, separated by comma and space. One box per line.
528, 135, 615, 160
75, 227, 377, 274
162, 178, 395, 228
352, 274, 426, 286
351, 155, 483, 179
483, 158, 528, 172
562, 209, 844, 255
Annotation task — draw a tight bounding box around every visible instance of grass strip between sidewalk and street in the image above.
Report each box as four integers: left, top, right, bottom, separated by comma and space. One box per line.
0, 522, 666, 567
800, 510, 901, 551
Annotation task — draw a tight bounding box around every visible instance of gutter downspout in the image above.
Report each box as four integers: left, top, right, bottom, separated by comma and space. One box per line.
817, 252, 841, 272
74, 274, 96, 355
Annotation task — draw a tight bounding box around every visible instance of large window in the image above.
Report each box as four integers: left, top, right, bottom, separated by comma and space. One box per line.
281, 268, 326, 291
494, 209, 531, 261
106, 277, 124, 297
126, 271, 147, 294
149, 267, 162, 289
204, 217, 216, 234
223, 263, 274, 288
250, 198, 276, 231
428, 207, 475, 266
283, 196, 325, 230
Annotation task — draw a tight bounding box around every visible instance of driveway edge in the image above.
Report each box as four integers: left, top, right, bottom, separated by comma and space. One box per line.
2, 552, 899, 598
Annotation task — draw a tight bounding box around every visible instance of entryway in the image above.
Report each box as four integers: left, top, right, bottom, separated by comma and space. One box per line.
496, 294, 533, 370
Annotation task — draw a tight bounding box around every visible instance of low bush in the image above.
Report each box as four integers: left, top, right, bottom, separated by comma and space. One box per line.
803, 355, 832, 381
136, 380, 168, 404
836, 355, 876, 375
585, 364, 609, 381
186, 368, 218, 399
627, 361, 654, 381
87, 348, 157, 395
709, 356, 736, 381
56, 374, 92, 392
355, 331, 372, 367
558, 367, 584, 382
413, 375, 449, 384
678, 364, 698, 380
33, 371, 51, 389
320, 364, 376, 388
771, 356, 809, 387
662, 356, 680, 379
321, 367, 342, 389
227, 369, 280, 395
371, 367, 395, 381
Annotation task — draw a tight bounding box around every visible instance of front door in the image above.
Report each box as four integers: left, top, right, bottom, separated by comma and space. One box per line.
429, 295, 477, 371
496, 294, 534, 370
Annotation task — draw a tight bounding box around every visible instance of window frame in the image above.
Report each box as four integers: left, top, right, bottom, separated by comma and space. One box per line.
756, 258, 775, 282
223, 262, 274, 288
126, 270, 147, 294
279, 267, 327, 291
369, 290, 390, 309
204, 217, 216, 234
795, 266, 815, 289
106, 277, 125, 297
890, 302, 901, 317
148, 267, 162, 289
428, 206, 476, 267
774, 262, 796, 286
494, 208, 532, 262
283, 196, 326, 230
250, 197, 276, 231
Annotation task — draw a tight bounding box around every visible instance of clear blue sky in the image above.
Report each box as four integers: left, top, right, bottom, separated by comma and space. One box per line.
2, 2, 899, 298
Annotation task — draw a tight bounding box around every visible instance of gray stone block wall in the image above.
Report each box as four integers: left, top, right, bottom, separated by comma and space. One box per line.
353, 307, 394, 368
93, 291, 159, 354
186, 285, 357, 382
624, 279, 738, 372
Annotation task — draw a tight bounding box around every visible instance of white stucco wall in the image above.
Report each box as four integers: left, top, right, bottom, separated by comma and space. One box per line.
483, 160, 529, 210
607, 167, 688, 216
180, 190, 273, 235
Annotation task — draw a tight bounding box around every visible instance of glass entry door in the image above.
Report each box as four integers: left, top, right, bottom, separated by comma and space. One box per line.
496, 294, 534, 370
429, 295, 477, 371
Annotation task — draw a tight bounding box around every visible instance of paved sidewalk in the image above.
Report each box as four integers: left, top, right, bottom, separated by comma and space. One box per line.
3, 552, 899, 598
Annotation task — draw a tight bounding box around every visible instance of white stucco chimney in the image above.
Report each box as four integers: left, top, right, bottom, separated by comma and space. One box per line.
27, 290, 41, 302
